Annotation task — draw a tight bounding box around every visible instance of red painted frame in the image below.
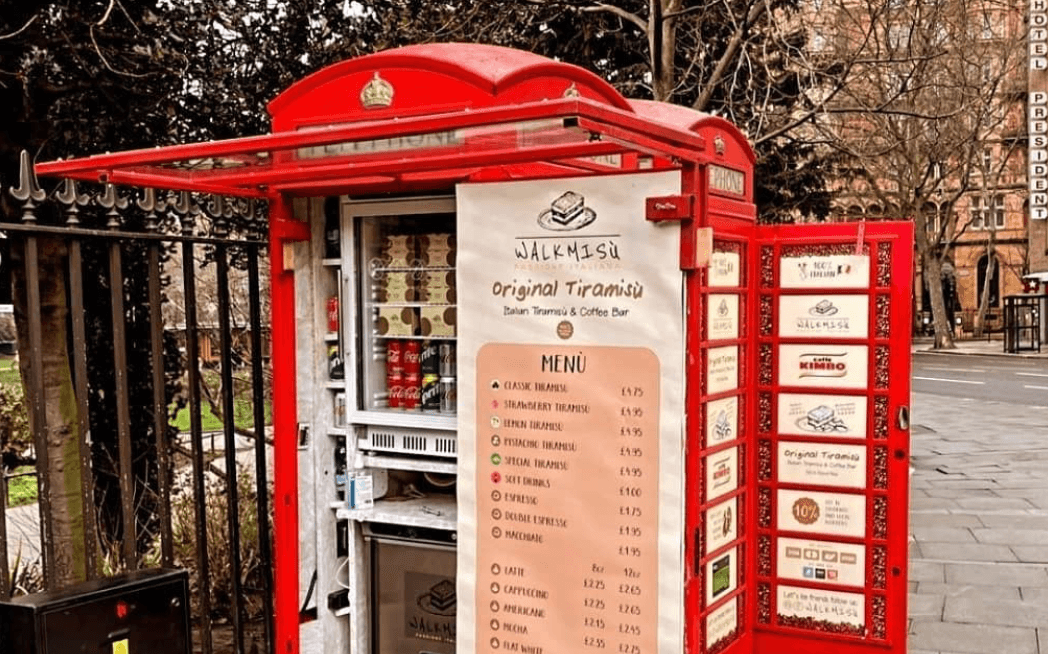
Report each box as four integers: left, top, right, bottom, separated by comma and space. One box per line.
31, 43, 912, 654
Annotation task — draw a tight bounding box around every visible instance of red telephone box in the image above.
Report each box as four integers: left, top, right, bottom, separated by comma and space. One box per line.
35, 43, 912, 654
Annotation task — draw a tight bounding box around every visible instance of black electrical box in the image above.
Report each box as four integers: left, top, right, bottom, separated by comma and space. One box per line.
0, 567, 190, 654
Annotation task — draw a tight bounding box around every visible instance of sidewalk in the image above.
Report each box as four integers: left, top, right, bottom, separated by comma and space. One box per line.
913, 335, 1048, 358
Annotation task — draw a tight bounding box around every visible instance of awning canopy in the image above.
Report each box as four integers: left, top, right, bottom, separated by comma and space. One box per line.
34, 43, 754, 200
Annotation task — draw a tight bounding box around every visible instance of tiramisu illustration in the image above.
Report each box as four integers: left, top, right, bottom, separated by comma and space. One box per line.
418, 579, 457, 616
800, 405, 849, 433
714, 410, 733, 439
808, 299, 839, 316
538, 191, 597, 231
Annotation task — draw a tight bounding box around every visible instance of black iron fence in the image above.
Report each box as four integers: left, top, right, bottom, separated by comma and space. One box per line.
1, 152, 274, 654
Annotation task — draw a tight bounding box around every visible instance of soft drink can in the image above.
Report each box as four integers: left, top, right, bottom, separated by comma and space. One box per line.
439, 377, 457, 414
420, 341, 440, 376
404, 340, 421, 377
439, 342, 456, 378
387, 340, 403, 373
327, 296, 339, 333
402, 372, 420, 410
387, 375, 403, 409
421, 373, 441, 412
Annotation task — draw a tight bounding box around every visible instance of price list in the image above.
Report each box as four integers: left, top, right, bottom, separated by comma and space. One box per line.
476, 344, 661, 654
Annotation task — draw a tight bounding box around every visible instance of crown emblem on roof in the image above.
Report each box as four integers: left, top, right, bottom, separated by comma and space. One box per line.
714, 134, 726, 155
360, 72, 394, 109
563, 83, 581, 98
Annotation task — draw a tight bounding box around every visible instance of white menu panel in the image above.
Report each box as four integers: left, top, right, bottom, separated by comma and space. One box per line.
706, 446, 739, 503
707, 346, 739, 395
706, 396, 738, 447
777, 537, 865, 587
779, 255, 870, 289
777, 585, 865, 631
709, 251, 741, 287
777, 442, 867, 489
778, 345, 868, 390
778, 294, 869, 339
777, 489, 866, 538
705, 497, 738, 555
777, 393, 867, 439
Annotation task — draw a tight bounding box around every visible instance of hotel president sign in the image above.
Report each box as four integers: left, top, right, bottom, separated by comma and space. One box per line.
1032, 0, 1048, 219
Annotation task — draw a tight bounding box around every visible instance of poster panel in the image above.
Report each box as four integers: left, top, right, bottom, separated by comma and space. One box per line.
777, 489, 866, 538
706, 396, 739, 447
708, 294, 740, 340
705, 596, 739, 649
709, 251, 742, 288
778, 345, 869, 390
777, 442, 867, 489
776, 585, 865, 632
705, 497, 738, 555
777, 393, 867, 439
705, 546, 739, 605
777, 295, 869, 339
779, 255, 870, 289
776, 537, 865, 587
457, 172, 684, 654
707, 346, 740, 395
706, 446, 739, 503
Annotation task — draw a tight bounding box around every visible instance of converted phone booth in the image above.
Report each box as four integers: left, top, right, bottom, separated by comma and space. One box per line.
35, 44, 913, 654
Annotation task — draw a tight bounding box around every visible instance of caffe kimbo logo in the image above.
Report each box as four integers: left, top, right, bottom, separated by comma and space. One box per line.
792, 497, 820, 525
538, 191, 597, 231
798, 352, 849, 378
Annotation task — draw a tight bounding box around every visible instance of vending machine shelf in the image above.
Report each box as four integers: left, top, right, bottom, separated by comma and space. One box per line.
336, 495, 457, 531
358, 453, 457, 474
348, 410, 456, 432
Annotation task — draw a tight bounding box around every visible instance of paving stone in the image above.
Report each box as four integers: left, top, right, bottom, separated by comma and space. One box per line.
1011, 546, 1048, 563
911, 560, 947, 583
908, 621, 1038, 654
912, 497, 963, 511
971, 528, 1048, 545
955, 497, 1037, 511
911, 513, 985, 529
912, 527, 976, 543
920, 542, 1018, 562
1020, 587, 1048, 602
978, 514, 1048, 530
925, 488, 1000, 499
943, 595, 1048, 628
916, 582, 1020, 601
945, 563, 1048, 587
909, 592, 944, 621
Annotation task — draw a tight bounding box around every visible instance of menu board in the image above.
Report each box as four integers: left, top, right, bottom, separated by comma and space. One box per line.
476, 345, 660, 654
777, 443, 867, 489
778, 345, 868, 390
777, 393, 867, 439
778, 295, 869, 339
777, 537, 865, 587
457, 172, 685, 654
777, 489, 866, 538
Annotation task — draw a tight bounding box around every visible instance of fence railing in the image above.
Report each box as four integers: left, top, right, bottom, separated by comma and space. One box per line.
1, 151, 274, 654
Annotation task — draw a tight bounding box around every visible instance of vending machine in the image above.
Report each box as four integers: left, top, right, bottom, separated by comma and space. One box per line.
33, 43, 914, 654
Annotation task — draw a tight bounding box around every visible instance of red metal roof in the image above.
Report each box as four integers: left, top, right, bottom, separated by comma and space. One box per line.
33, 44, 754, 198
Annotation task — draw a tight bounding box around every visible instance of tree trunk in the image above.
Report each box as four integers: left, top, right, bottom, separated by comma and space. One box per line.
649, 0, 680, 102
11, 235, 90, 587
974, 236, 996, 339
922, 252, 956, 349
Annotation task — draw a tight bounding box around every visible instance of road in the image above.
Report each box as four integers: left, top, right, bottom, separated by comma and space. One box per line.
912, 352, 1048, 407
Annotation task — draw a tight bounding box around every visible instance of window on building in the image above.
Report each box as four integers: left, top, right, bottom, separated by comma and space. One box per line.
980, 12, 994, 39
976, 254, 1000, 308
970, 194, 1005, 229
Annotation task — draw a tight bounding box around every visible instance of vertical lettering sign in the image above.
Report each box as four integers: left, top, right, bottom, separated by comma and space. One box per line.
1033, 0, 1048, 219
457, 172, 685, 654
